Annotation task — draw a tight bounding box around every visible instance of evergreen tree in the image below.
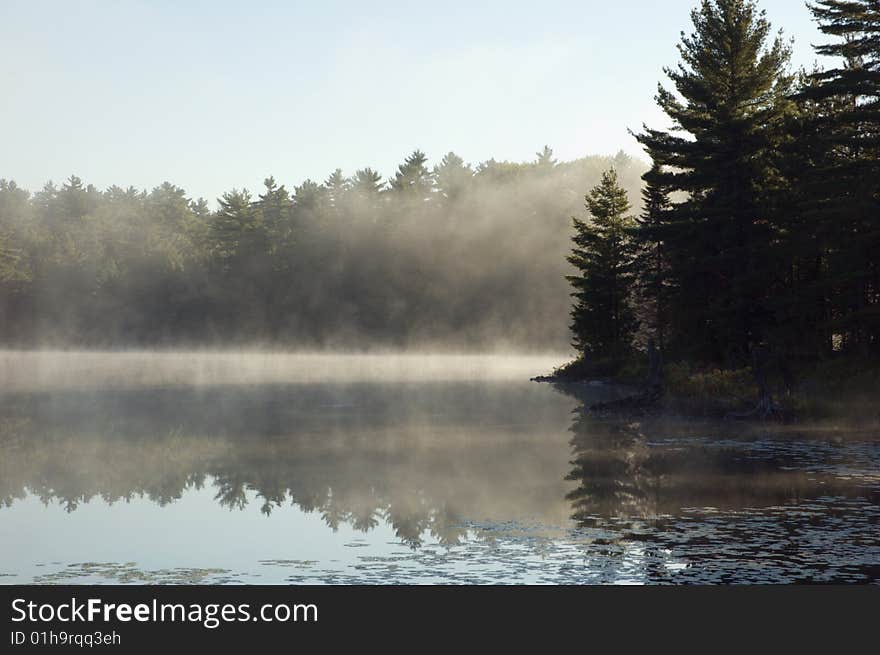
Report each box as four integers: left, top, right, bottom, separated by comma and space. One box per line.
631, 163, 672, 351
323, 168, 350, 216
348, 168, 385, 221
567, 169, 638, 367
256, 177, 293, 259
209, 189, 265, 271
59, 175, 99, 222
292, 180, 325, 214
535, 145, 557, 170
798, 0, 880, 356
389, 150, 434, 200
635, 0, 794, 366
351, 168, 384, 196
768, 69, 844, 368
144, 183, 198, 270
433, 152, 473, 202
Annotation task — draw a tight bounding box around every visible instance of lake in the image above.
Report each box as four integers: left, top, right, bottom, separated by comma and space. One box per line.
1, 352, 878, 584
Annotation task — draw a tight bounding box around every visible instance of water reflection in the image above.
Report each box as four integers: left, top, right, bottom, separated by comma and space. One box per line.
566, 407, 878, 522
0, 382, 577, 550
560, 386, 880, 583
1, 362, 878, 584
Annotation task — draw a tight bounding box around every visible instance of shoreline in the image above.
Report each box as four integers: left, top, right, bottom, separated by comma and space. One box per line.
532, 373, 880, 427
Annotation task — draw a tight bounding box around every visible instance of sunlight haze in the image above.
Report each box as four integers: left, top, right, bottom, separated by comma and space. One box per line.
1, 0, 823, 202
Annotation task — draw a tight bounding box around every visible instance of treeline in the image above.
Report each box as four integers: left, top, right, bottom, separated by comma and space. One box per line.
0, 150, 645, 349
566, 0, 879, 381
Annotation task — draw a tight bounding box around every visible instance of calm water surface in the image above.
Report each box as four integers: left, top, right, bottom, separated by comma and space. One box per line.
1, 352, 878, 584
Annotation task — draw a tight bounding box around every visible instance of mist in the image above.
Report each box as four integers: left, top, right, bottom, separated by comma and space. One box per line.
0, 149, 646, 351
0, 351, 567, 393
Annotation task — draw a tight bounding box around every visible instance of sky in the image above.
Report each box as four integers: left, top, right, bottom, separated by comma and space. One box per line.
1, 0, 829, 203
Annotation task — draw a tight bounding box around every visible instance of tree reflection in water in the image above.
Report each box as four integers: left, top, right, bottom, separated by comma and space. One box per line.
565, 401, 874, 523
0, 383, 573, 550
559, 384, 880, 582
1, 380, 878, 582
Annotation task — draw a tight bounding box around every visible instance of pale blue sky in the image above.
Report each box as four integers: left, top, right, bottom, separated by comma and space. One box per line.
1, 0, 829, 202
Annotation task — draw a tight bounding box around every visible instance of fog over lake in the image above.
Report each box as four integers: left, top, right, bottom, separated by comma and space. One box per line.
1, 352, 877, 584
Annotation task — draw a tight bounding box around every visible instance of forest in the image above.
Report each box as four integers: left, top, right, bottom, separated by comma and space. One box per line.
0, 150, 644, 350
0, 0, 878, 391
563, 0, 879, 392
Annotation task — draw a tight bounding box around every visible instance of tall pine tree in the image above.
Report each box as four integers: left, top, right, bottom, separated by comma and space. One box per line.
635, 0, 794, 366
567, 169, 638, 369
798, 0, 880, 357
631, 163, 672, 352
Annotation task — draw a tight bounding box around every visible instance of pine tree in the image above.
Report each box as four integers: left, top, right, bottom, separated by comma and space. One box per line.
769, 69, 844, 369
635, 0, 794, 366
433, 152, 473, 203
535, 145, 557, 170
256, 177, 293, 259
292, 180, 326, 227
631, 163, 672, 351
566, 169, 638, 368
799, 0, 880, 356
142, 183, 197, 272
349, 168, 385, 220
209, 189, 265, 271
59, 175, 98, 222
389, 150, 434, 200
351, 168, 384, 196
323, 168, 350, 217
